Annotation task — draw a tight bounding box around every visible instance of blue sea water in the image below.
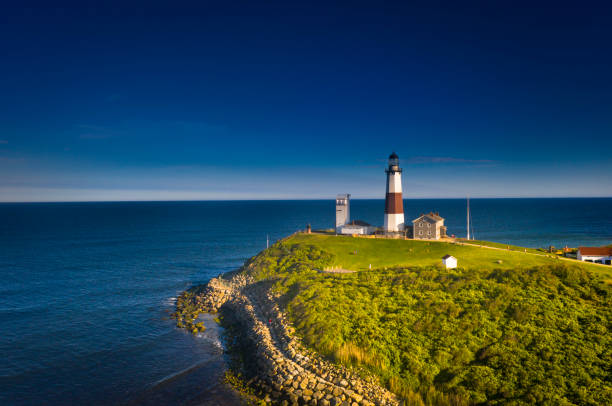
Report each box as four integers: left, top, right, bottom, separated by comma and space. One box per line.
1, 199, 611, 405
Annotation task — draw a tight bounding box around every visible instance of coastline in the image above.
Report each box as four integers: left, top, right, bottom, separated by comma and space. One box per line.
173, 232, 612, 406
176, 268, 398, 406
4, 201, 610, 405
125, 312, 243, 406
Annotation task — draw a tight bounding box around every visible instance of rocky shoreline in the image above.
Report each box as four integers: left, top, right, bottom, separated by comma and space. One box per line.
193, 271, 400, 406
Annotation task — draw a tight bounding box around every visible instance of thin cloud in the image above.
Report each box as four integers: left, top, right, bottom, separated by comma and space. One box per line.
354, 158, 389, 168
406, 156, 497, 165
355, 156, 497, 168
0, 140, 8, 144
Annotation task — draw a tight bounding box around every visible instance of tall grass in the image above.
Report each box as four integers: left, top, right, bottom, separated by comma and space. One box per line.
332, 342, 386, 370
387, 378, 469, 406
243, 237, 611, 404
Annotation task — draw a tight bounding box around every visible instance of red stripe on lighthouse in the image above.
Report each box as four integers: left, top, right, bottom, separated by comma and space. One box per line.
385, 193, 403, 214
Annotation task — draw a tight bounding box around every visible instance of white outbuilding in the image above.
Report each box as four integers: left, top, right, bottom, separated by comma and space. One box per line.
442, 255, 457, 269
337, 220, 375, 235
577, 247, 612, 265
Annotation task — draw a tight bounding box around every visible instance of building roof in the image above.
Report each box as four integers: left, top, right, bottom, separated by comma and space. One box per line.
345, 220, 371, 227
578, 246, 612, 256
389, 152, 399, 159
336, 193, 350, 199
412, 212, 445, 223
442, 255, 456, 260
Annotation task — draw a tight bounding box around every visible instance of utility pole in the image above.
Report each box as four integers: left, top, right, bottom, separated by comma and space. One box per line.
466, 196, 471, 240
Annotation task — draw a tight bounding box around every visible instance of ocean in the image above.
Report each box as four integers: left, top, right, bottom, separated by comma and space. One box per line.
1, 199, 611, 405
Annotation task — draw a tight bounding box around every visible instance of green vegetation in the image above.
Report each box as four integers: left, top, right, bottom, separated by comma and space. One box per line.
243, 240, 334, 280
224, 370, 267, 406
246, 234, 612, 405
283, 234, 555, 271
221, 306, 271, 406
173, 287, 207, 333
280, 234, 612, 283
456, 239, 544, 255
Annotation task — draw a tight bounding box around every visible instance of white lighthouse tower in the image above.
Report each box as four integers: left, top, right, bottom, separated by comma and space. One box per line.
383, 152, 405, 233
336, 194, 350, 231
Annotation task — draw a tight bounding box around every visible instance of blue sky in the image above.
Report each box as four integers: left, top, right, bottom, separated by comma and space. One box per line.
1, 1, 611, 201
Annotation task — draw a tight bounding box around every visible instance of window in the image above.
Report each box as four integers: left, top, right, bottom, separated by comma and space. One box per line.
419, 230, 423, 235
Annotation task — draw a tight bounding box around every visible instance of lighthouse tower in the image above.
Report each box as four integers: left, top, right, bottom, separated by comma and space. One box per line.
384, 152, 404, 233
336, 194, 350, 230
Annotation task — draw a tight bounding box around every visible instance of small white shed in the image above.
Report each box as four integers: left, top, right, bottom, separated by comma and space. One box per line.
442, 255, 457, 269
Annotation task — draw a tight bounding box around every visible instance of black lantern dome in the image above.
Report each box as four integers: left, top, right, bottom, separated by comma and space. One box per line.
388, 152, 399, 167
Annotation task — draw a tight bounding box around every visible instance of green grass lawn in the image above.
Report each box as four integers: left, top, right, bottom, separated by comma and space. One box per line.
284, 234, 612, 282
455, 239, 544, 255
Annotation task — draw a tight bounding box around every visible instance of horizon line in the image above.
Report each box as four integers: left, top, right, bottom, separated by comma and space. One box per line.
2, 196, 612, 204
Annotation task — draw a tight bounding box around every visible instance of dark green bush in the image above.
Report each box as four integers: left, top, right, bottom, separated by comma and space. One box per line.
279, 262, 611, 405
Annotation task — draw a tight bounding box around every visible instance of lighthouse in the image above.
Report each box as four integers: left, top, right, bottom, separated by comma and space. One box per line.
384, 152, 404, 233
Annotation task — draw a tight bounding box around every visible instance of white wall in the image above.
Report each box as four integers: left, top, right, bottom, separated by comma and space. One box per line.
338, 225, 373, 235
578, 254, 612, 263
443, 257, 457, 268
336, 198, 350, 227
384, 213, 404, 232
388, 172, 402, 193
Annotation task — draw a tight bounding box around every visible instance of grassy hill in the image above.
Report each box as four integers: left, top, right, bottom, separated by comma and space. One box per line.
455, 239, 545, 255
282, 234, 611, 280
244, 234, 611, 405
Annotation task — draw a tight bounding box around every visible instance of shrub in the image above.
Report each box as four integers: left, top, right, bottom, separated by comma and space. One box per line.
279, 260, 611, 404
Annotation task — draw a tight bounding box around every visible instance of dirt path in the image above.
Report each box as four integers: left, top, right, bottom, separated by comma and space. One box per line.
317, 268, 355, 274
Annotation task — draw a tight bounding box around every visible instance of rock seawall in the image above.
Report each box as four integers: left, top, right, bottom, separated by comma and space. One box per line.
202, 273, 399, 406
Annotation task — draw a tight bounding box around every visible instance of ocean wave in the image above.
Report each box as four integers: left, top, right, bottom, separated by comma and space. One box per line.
149, 358, 216, 388
196, 333, 224, 351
